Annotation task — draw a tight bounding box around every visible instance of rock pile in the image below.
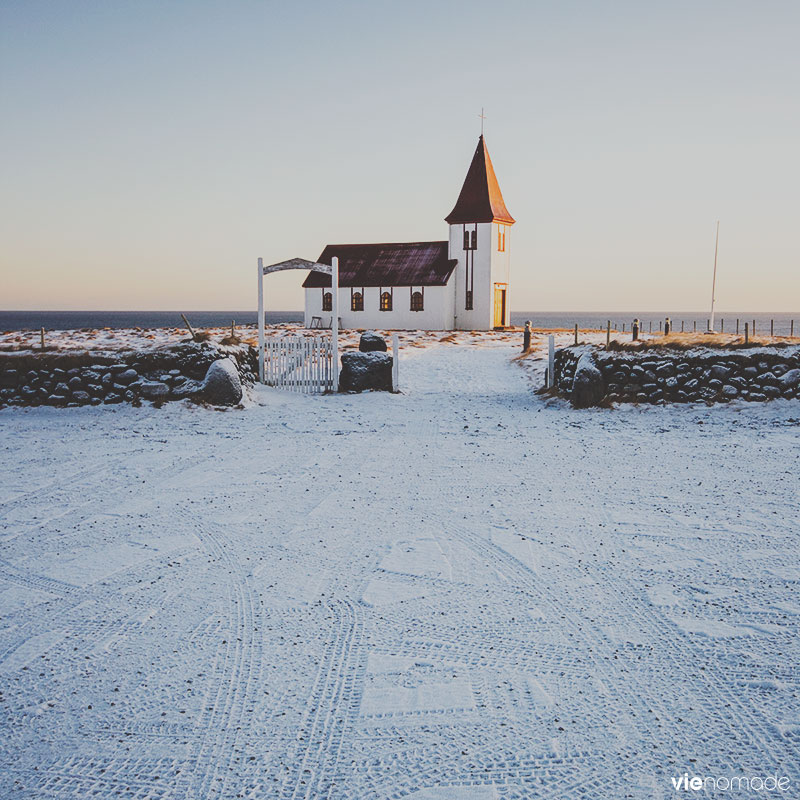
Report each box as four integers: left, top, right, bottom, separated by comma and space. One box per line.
552, 345, 800, 407
0, 341, 257, 408
338, 332, 394, 392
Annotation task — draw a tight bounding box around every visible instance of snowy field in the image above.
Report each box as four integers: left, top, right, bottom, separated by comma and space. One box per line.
1, 339, 798, 799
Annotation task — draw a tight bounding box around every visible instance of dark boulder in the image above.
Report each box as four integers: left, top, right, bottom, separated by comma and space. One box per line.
117, 369, 139, 385
779, 368, 800, 390
359, 332, 388, 353
201, 358, 243, 405
339, 351, 393, 392
138, 380, 170, 400
171, 378, 203, 399
570, 353, 606, 408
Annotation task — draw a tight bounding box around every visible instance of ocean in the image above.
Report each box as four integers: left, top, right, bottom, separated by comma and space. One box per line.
0, 310, 797, 336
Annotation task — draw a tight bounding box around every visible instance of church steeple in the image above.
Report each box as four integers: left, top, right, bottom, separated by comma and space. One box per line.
445, 135, 515, 225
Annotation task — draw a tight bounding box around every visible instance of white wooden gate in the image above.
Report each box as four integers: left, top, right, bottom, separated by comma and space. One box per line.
263, 336, 334, 394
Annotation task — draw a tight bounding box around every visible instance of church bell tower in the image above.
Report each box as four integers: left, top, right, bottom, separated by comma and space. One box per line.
446, 135, 515, 330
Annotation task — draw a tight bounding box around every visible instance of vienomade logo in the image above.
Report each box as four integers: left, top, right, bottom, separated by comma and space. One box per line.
671, 773, 791, 793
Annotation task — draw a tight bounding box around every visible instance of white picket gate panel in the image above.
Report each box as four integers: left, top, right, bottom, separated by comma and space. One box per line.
263, 335, 333, 394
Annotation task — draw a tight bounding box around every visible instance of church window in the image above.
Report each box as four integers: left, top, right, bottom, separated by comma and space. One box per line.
380, 290, 393, 311
322, 291, 332, 311
498, 225, 506, 252
351, 290, 363, 311
470, 229, 477, 249
465, 290, 473, 310
463, 230, 470, 250
410, 289, 424, 311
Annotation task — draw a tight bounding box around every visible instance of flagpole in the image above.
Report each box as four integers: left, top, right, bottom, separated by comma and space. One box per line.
708, 220, 719, 333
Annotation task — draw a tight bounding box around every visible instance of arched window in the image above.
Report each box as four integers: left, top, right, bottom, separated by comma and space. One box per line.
322, 291, 332, 311
410, 290, 424, 311
351, 291, 363, 311
380, 291, 392, 311
470, 229, 477, 249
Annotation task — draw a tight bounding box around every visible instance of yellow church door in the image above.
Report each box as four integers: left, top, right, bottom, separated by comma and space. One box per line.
493, 283, 508, 328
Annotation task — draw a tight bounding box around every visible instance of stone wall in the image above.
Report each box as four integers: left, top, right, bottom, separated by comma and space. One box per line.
552, 344, 800, 407
0, 341, 258, 408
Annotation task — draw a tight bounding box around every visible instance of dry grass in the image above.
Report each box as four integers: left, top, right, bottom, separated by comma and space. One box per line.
606, 332, 798, 352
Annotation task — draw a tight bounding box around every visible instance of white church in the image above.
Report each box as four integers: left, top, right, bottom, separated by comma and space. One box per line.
303, 135, 515, 331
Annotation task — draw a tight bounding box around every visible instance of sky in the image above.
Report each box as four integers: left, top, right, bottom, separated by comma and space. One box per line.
1, 0, 798, 312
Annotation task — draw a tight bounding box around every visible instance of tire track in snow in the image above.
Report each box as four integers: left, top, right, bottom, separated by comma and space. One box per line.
279, 599, 365, 800
173, 521, 261, 800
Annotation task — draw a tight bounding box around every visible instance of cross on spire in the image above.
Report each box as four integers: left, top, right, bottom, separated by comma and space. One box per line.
479, 107, 486, 136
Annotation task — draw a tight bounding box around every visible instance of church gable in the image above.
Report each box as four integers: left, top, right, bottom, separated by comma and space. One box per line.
302, 242, 458, 288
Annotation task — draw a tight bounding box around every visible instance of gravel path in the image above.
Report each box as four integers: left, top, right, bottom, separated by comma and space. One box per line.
1, 343, 798, 799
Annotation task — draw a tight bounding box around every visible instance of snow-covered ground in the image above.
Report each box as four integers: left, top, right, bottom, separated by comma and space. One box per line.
1, 340, 798, 799
0, 323, 525, 354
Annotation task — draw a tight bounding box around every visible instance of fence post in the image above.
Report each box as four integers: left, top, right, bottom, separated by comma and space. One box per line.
771, 319, 774, 337
548, 334, 555, 389
792, 320, 795, 337
681, 320, 684, 333
736, 318, 739, 334
574, 324, 578, 345
720, 318, 724, 333
606, 320, 611, 348
331, 256, 339, 392
752, 319, 756, 336
392, 333, 399, 392
257, 258, 265, 383
744, 322, 749, 344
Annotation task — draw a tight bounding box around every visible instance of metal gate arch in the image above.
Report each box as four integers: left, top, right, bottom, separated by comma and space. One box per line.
257, 256, 340, 392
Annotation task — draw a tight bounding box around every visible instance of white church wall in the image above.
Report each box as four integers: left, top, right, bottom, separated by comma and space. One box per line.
450, 222, 495, 330
491, 222, 512, 327
304, 284, 455, 330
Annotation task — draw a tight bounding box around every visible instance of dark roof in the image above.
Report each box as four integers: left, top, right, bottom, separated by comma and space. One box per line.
445, 135, 515, 225
302, 242, 458, 288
